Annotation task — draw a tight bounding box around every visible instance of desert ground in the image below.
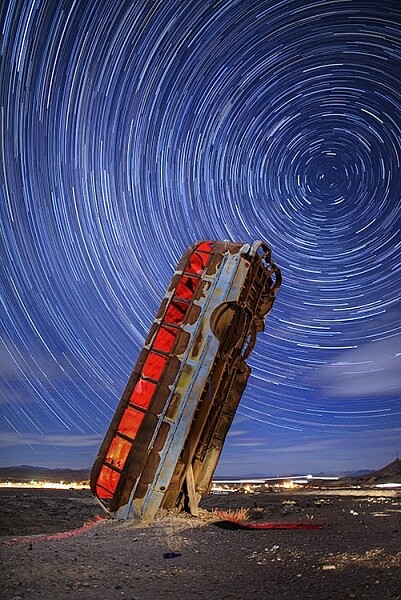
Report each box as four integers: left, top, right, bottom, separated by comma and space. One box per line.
0, 487, 400, 600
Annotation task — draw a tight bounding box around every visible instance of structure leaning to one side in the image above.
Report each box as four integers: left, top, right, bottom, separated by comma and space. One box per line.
91, 240, 281, 521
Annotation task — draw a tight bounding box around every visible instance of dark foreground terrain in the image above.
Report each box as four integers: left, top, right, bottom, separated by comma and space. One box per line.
0, 487, 400, 600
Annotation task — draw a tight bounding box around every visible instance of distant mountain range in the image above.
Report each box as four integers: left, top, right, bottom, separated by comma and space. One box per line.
0, 459, 400, 484
0, 465, 91, 483
340, 458, 401, 485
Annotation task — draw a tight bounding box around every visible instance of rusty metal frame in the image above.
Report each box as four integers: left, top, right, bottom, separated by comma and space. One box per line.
90, 240, 281, 521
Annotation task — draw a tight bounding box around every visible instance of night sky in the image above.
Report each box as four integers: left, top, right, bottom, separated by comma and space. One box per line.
1, 0, 400, 477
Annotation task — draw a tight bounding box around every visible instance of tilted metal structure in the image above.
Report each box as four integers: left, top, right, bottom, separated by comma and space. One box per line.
91, 240, 281, 521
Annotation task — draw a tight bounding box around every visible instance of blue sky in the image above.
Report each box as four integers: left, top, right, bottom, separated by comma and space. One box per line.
1, 0, 400, 475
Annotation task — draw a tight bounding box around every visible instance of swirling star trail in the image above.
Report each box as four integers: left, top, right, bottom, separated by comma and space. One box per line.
1, 0, 400, 474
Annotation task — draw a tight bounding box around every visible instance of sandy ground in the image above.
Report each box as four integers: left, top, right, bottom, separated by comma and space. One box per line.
0, 487, 400, 600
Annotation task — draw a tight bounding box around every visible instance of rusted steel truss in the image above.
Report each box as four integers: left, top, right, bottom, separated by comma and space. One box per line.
90, 240, 281, 521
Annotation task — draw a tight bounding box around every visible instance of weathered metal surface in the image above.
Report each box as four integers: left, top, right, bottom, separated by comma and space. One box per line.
90, 240, 281, 521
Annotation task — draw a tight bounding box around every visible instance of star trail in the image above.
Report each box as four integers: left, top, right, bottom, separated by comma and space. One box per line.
1, 0, 400, 474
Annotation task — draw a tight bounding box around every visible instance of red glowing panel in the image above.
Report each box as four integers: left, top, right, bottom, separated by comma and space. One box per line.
97, 465, 120, 496
118, 406, 144, 439
129, 378, 156, 409
96, 484, 113, 499
105, 435, 132, 470
152, 325, 178, 352
163, 299, 188, 325
196, 241, 213, 253
142, 351, 167, 380
185, 252, 208, 275
175, 275, 199, 300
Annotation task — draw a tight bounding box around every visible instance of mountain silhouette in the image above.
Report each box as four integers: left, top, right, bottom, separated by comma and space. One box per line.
356, 458, 401, 484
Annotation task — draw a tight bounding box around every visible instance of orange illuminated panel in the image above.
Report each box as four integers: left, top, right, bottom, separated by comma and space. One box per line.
175, 275, 199, 300
105, 435, 132, 470
118, 405, 145, 438
152, 325, 178, 353
96, 484, 113, 499
164, 299, 188, 325
185, 251, 209, 275
196, 241, 213, 253
142, 351, 167, 380
129, 378, 156, 409
97, 465, 120, 497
